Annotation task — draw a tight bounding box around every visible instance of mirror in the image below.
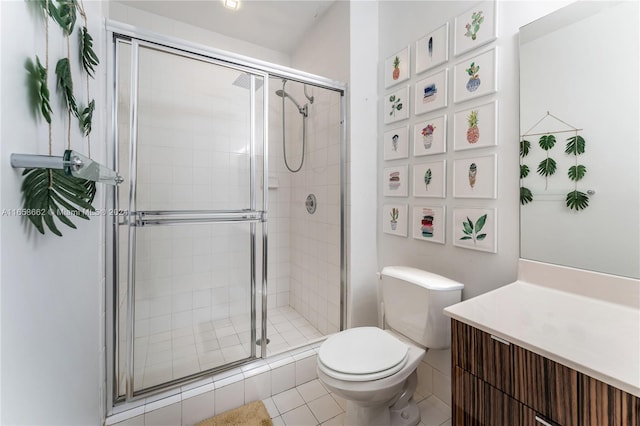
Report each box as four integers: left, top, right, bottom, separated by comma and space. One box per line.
519, 1, 639, 279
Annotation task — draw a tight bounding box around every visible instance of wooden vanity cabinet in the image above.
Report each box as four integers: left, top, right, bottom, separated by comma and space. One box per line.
452, 319, 640, 426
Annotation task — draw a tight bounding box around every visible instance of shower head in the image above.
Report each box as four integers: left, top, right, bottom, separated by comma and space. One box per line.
276, 89, 308, 117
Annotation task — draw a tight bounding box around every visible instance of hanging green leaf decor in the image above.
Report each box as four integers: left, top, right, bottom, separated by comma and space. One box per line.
566, 190, 589, 211
520, 139, 531, 157
21, 0, 102, 236
80, 26, 99, 77
519, 138, 533, 205
538, 134, 556, 151
21, 168, 96, 236
25, 56, 52, 124
565, 135, 585, 155
520, 187, 533, 205
537, 157, 557, 177
568, 164, 587, 181
79, 99, 95, 136
55, 57, 78, 116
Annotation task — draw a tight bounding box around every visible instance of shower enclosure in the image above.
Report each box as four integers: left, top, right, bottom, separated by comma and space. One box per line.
106, 25, 346, 405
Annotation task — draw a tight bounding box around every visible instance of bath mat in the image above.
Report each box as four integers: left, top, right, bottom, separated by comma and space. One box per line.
195, 400, 273, 426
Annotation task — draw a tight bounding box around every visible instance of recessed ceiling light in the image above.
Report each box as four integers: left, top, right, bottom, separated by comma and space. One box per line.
224, 0, 239, 10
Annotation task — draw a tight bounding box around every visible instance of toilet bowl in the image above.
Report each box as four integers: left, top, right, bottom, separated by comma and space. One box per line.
316, 266, 464, 426
317, 327, 425, 426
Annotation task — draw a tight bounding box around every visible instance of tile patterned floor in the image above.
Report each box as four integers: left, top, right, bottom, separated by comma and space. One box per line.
263, 379, 452, 426
135, 306, 324, 391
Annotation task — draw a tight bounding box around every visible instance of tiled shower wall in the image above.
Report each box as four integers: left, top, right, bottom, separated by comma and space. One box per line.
277, 84, 342, 335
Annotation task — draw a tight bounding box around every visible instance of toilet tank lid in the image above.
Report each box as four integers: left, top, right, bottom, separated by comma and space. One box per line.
381, 266, 465, 291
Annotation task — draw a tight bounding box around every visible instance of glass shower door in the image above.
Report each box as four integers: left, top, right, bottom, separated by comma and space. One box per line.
115, 39, 267, 398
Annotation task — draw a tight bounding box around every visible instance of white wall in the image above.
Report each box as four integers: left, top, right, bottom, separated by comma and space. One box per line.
107, 2, 290, 66
348, 1, 380, 327
0, 1, 105, 424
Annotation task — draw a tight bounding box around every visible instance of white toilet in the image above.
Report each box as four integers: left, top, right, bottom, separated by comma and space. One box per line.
316, 266, 464, 426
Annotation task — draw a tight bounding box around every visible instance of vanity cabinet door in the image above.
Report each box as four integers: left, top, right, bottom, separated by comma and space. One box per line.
452, 319, 513, 394
452, 366, 485, 426
453, 365, 538, 426
581, 375, 640, 425
513, 345, 580, 426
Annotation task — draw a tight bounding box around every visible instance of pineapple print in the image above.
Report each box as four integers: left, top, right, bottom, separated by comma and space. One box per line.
392, 56, 400, 80
467, 110, 479, 144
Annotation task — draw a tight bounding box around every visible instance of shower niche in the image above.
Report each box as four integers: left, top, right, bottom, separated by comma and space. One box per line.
108, 27, 345, 403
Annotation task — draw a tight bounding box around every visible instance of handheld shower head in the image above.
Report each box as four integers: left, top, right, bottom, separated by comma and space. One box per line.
275, 89, 308, 117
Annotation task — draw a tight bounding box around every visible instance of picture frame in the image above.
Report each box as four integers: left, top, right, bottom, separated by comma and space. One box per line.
452, 207, 497, 253
383, 204, 408, 237
383, 165, 409, 197
414, 69, 448, 115
453, 0, 497, 57
413, 115, 447, 157
452, 154, 497, 199
453, 101, 497, 151
383, 126, 410, 161
415, 23, 449, 75
384, 85, 410, 124
453, 48, 497, 104
412, 205, 446, 244
384, 46, 410, 88
413, 160, 446, 198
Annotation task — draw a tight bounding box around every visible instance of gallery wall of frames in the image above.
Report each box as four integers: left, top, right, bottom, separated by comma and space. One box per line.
381, 0, 499, 253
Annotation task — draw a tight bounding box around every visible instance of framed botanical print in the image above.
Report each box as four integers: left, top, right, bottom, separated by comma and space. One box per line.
415, 23, 449, 74
454, 1, 497, 57
453, 48, 497, 103
383, 126, 410, 160
384, 46, 410, 88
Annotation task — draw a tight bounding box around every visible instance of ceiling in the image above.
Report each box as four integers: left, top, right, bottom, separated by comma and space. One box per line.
115, 0, 336, 54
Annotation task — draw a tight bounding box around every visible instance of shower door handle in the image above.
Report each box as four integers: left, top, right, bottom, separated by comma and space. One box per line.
132, 210, 264, 226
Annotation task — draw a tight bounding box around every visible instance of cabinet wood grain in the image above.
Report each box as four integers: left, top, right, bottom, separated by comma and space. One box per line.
452, 319, 640, 426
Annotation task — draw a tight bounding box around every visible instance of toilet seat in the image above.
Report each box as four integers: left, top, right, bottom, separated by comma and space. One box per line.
317, 327, 409, 382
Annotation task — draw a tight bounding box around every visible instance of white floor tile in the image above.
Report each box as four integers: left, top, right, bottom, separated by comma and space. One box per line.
417, 395, 451, 426
307, 394, 343, 423
281, 404, 319, 426
272, 388, 305, 414
297, 379, 328, 403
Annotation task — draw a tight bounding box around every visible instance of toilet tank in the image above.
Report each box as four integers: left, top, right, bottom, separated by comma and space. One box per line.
380, 266, 464, 349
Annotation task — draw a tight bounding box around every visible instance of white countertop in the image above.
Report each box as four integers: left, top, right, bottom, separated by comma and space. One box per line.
444, 260, 640, 398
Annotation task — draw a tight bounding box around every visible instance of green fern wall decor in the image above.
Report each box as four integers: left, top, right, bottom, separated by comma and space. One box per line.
22, 0, 100, 236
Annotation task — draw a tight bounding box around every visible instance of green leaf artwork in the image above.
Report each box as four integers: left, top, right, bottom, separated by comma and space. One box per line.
567, 165, 587, 181
565, 135, 586, 155
389, 94, 403, 116
424, 169, 432, 188
566, 190, 589, 211
520, 139, 530, 157
80, 26, 99, 77
79, 99, 95, 136
460, 214, 487, 243
25, 56, 52, 124
537, 157, 557, 177
538, 134, 556, 151
520, 187, 533, 205
55, 57, 78, 116
520, 164, 530, 179
21, 168, 96, 236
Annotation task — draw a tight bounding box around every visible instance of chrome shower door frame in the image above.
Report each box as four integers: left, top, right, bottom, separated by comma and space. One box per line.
105, 20, 348, 413
109, 36, 269, 403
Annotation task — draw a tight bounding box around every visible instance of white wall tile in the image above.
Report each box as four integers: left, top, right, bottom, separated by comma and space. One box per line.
271, 362, 296, 395
181, 391, 215, 426
144, 402, 182, 426
214, 380, 245, 414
